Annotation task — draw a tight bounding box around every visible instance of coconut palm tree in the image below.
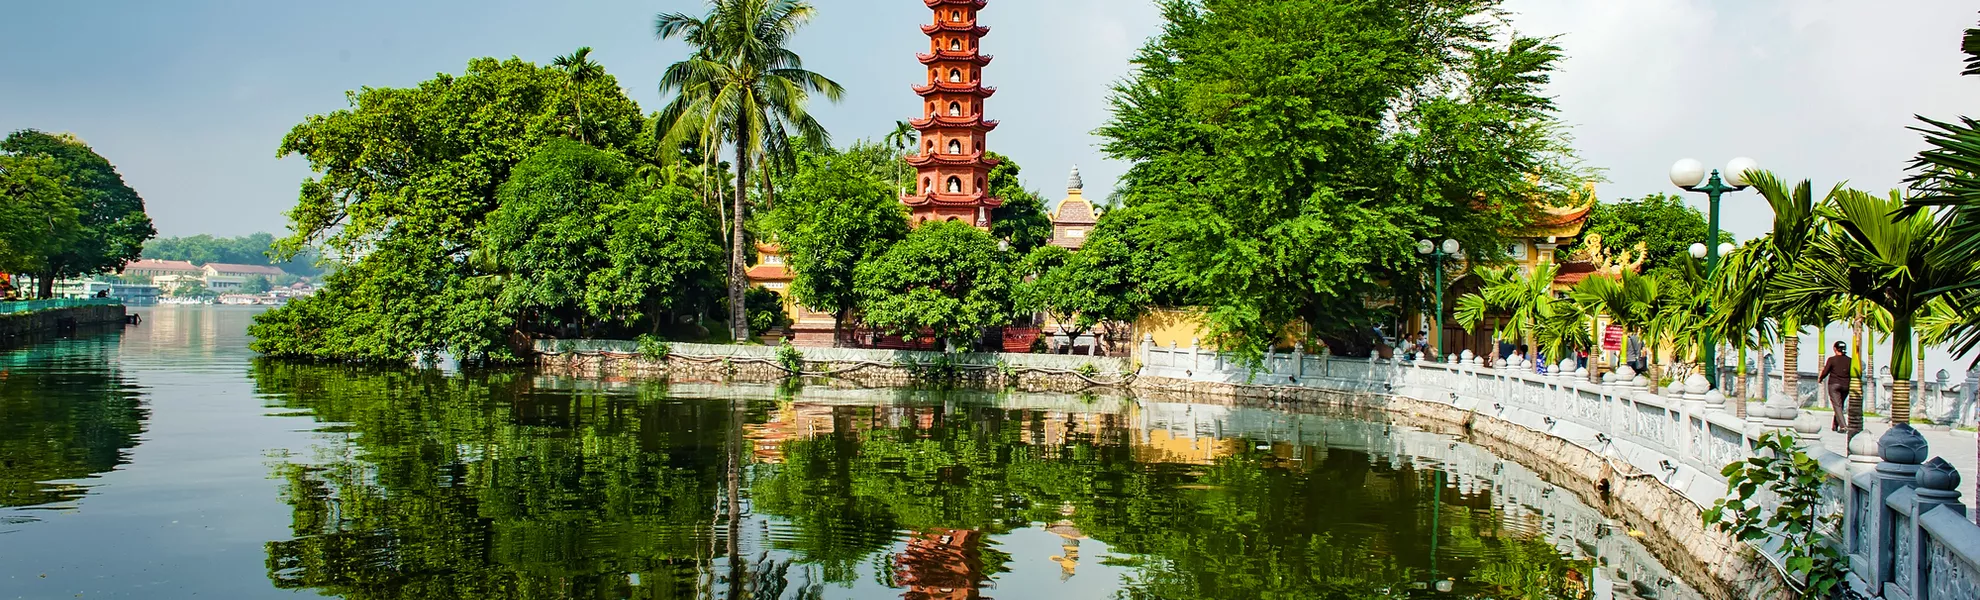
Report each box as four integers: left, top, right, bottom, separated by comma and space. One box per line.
551, 47, 606, 143
655, 0, 845, 341
1777, 189, 1974, 426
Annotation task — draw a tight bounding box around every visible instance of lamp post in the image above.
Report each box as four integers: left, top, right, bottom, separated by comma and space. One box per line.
1418, 238, 1461, 358
1673, 157, 1758, 388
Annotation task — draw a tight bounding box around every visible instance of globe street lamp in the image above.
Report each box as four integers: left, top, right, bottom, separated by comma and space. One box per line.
1418, 238, 1461, 358
1673, 157, 1758, 387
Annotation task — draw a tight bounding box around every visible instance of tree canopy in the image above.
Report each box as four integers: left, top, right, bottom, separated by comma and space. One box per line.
0, 130, 155, 297
1095, 0, 1592, 360
249, 57, 714, 364
767, 142, 911, 336
853, 220, 1015, 349
1565, 193, 1729, 283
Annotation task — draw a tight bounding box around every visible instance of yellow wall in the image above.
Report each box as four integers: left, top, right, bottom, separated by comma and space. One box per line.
1133, 307, 1308, 351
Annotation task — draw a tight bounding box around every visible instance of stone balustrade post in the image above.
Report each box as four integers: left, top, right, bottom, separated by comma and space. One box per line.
1293, 342, 1305, 378
1863, 426, 1929, 588
1141, 334, 1155, 368
1904, 457, 1965, 595
1189, 338, 1200, 373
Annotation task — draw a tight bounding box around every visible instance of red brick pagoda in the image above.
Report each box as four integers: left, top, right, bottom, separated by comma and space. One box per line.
904, 0, 1002, 227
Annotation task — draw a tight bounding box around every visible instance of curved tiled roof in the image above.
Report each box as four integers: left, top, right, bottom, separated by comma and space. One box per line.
912, 81, 997, 97
905, 151, 1002, 168
908, 114, 999, 131
918, 51, 994, 66
901, 192, 1005, 208
925, 0, 987, 8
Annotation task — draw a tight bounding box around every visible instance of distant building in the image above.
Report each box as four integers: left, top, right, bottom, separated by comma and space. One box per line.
1049, 166, 1098, 250
124, 259, 203, 278
203, 263, 286, 279
747, 243, 839, 346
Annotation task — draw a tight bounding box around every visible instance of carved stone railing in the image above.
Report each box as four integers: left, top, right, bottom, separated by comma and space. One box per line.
1137, 338, 1980, 599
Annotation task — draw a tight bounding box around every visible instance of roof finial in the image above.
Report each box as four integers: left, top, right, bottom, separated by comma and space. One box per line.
1068, 164, 1083, 191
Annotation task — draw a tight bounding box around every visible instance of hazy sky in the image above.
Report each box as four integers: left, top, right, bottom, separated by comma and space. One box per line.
2, 0, 1975, 241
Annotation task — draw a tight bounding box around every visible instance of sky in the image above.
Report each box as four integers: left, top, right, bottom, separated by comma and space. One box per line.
2, 1, 1975, 241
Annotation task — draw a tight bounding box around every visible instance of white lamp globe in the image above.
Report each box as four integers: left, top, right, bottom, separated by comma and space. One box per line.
1441, 239, 1461, 255
1689, 243, 1708, 259
1670, 159, 1706, 189
1718, 242, 1736, 257
1417, 239, 1435, 255
1725, 157, 1760, 187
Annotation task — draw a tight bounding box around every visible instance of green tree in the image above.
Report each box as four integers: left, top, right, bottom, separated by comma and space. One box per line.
655, 0, 846, 342
854, 220, 1014, 350
251, 57, 648, 364
1017, 225, 1153, 355
985, 152, 1052, 254
1096, 0, 1592, 361
746, 285, 790, 336
769, 145, 911, 340
0, 154, 82, 279
1565, 193, 1729, 282
142, 233, 323, 276
0, 130, 155, 298
241, 275, 272, 294
550, 47, 606, 143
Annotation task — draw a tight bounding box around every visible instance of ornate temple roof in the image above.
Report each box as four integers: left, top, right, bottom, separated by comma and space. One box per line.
908, 114, 1000, 131
924, 0, 987, 8
921, 22, 990, 36
906, 151, 1002, 168
902, 192, 1006, 208
912, 81, 998, 97
917, 51, 995, 66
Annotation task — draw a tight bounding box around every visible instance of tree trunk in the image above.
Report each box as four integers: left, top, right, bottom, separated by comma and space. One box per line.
1734, 344, 1748, 418
1850, 320, 1864, 430
36, 271, 54, 299
1892, 315, 1915, 425
730, 143, 750, 343
1782, 334, 1800, 407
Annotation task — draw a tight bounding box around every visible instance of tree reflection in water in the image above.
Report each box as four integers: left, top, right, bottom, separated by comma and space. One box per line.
254, 364, 1600, 600
0, 331, 144, 514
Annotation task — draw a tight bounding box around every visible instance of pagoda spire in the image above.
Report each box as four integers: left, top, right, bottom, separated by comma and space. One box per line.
902, 0, 1002, 227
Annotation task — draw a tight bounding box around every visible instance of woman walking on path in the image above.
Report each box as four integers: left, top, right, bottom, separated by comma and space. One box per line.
1818, 342, 1853, 432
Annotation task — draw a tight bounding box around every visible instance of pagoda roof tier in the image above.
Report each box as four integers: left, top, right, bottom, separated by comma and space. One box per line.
924, 0, 988, 8
909, 114, 1000, 131
901, 192, 1005, 208
906, 151, 1003, 168
921, 22, 990, 36
912, 81, 997, 97
918, 51, 994, 66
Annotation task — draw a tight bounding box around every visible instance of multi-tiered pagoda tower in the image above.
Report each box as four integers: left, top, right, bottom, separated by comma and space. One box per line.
904, 0, 1002, 227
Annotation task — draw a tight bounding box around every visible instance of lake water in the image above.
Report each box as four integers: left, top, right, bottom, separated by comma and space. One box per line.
0, 306, 1696, 599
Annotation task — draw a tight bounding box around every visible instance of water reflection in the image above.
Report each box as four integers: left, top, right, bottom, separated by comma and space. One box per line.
0, 328, 144, 516
255, 366, 1694, 600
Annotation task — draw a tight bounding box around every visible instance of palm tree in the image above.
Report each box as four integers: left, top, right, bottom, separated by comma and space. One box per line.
1707, 171, 1831, 413
1569, 270, 1659, 381
551, 47, 606, 143
883, 120, 918, 153
1777, 189, 1973, 426
1455, 263, 1560, 364
655, 0, 845, 341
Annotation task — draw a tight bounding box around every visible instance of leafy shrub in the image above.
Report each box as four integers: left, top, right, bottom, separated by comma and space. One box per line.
777, 341, 805, 374
1703, 431, 1846, 598
636, 334, 671, 359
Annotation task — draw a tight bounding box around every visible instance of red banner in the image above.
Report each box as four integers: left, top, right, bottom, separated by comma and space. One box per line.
1601, 325, 1625, 352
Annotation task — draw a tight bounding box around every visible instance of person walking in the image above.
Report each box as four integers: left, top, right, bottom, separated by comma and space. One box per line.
1817, 342, 1852, 432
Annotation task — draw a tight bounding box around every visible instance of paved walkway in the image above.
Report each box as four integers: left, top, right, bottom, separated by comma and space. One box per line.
1768, 402, 1980, 478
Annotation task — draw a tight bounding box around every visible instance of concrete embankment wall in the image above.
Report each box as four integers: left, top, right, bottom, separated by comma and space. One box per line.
0, 305, 127, 338
534, 341, 1132, 393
